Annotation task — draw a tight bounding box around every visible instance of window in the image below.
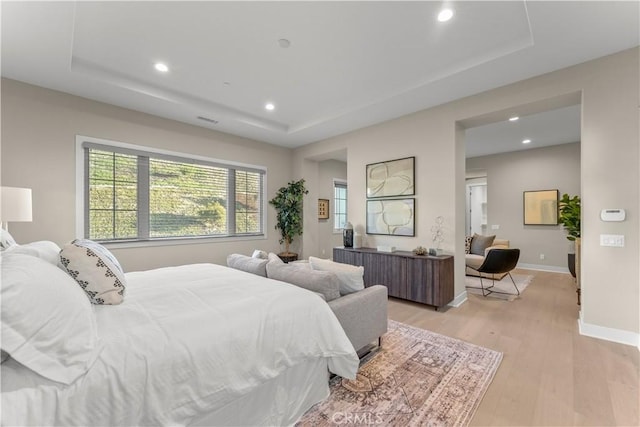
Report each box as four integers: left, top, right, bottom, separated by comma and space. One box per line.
334, 180, 348, 230
79, 137, 265, 243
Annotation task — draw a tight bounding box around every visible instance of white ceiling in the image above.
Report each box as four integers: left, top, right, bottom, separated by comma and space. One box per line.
465, 104, 581, 158
2, 1, 638, 150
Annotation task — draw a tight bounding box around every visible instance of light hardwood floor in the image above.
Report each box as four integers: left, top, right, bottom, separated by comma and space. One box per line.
387, 269, 639, 426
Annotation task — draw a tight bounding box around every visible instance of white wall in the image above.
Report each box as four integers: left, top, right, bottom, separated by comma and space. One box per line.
0, 79, 293, 271
466, 142, 581, 270
294, 47, 639, 337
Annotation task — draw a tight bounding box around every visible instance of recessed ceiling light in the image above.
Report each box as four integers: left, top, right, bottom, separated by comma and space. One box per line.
278, 39, 291, 48
437, 8, 454, 22
509, 116, 519, 122
522, 139, 532, 144
154, 62, 169, 72
265, 103, 275, 111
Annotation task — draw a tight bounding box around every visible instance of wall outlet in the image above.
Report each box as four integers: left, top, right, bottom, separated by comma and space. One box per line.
491, 224, 500, 230
539, 253, 545, 260
321, 249, 325, 255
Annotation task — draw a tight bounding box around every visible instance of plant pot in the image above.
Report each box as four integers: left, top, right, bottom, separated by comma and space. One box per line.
568, 253, 576, 278
278, 253, 298, 263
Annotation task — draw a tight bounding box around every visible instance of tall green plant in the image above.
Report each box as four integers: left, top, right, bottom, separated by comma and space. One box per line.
269, 179, 308, 254
558, 193, 581, 241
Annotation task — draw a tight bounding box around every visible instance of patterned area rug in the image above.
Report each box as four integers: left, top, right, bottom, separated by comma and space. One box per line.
465, 273, 533, 301
297, 320, 502, 427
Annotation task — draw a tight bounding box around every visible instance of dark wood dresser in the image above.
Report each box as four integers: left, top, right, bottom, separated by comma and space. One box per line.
333, 247, 454, 309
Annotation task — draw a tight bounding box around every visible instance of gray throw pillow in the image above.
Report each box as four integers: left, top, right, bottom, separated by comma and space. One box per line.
470, 234, 496, 256
266, 263, 341, 302
227, 254, 268, 277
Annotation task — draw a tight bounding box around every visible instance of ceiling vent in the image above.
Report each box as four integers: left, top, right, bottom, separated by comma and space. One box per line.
197, 116, 219, 124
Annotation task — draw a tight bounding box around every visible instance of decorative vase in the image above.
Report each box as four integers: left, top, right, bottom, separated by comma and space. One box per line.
353, 232, 362, 249
343, 222, 354, 248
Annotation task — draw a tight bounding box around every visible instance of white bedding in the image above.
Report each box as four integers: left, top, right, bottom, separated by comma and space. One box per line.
1, 263, 359, 426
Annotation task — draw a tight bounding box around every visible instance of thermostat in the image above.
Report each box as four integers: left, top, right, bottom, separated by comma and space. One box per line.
600, 209, 625, 222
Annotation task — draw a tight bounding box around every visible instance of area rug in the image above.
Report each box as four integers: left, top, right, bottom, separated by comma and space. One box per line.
465, 273, 533, 301
297, 320, 502, 427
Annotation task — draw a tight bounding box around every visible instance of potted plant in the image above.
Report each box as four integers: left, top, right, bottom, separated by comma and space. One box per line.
558, 193, 581, 278
269, 179, 308, 262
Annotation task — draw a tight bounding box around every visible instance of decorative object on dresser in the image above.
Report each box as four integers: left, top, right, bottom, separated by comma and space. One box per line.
334, 247, 454, 309
317, 198, 329, 219
412, 246, 428, 256
269, 179, 308, 262
343, 221, 354, 247
366, 156, 415, 198
429, 215, 445, 255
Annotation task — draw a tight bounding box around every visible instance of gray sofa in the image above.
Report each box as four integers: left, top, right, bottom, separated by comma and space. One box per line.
227, 254, 388, 354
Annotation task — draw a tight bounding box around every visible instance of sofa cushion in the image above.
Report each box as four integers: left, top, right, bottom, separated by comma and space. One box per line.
267, 252, 285, 265
227, 254, 268, 277
309, 256, 364, 295
469, 234, 496, 255
266, 263, 341, 302
465, 254, 485, 270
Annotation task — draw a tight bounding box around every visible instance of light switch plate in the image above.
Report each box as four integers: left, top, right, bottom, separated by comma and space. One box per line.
600, 234, 625, 247
491, 225, 500, 230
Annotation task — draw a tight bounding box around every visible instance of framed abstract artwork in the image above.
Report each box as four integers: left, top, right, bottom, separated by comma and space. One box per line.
366, 157, 415, 198
366, 198, 415, 236
523, 189, 559, 225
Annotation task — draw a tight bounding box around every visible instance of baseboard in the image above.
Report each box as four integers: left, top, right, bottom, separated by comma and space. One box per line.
578, 311, 640, 349
517, 262, 570, 274
448, 291, 468, 308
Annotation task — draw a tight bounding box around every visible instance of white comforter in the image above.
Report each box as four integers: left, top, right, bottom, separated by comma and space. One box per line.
1, 263, 359, 426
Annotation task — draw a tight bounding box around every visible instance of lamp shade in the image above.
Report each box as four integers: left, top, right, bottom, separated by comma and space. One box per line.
1, 187, 33, 222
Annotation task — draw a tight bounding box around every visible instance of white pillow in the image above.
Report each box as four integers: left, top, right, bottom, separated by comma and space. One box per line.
267, 252, 285, 265
0, 228, 17, 251
60, 239, 126, 305
252, 249, 268, 259
7, 240, 61, 266
309, 256, 365, 295
1, 252, 98, 384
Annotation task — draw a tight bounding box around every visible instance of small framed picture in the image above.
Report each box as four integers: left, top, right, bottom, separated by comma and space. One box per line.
318, 199, 330, 219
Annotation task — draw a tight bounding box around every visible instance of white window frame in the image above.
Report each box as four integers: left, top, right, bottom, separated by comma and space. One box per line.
333, 178, 348, 233
75, 135, 267, 248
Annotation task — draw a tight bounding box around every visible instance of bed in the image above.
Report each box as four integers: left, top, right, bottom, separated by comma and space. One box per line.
1, 246, 359, 426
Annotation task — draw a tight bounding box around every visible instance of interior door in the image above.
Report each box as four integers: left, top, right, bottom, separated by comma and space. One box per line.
466, 179, 487, 236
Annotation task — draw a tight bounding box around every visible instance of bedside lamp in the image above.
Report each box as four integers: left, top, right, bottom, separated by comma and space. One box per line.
1, 186, 33, 231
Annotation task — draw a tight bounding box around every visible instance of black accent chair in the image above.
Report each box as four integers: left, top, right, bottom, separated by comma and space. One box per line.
467, 248, 521, 297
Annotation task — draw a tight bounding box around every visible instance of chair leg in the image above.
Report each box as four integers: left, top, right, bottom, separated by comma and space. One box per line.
478, 272, 519, 297
479, 275, 494, 297
508, 272, 520, 295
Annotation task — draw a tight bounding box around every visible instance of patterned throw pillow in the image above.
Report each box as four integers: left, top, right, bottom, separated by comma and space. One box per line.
464, 236, 473, 254
60, 239, 126, 305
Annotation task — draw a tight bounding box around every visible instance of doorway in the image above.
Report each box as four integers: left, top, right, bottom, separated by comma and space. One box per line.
466, 177, 487, 236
